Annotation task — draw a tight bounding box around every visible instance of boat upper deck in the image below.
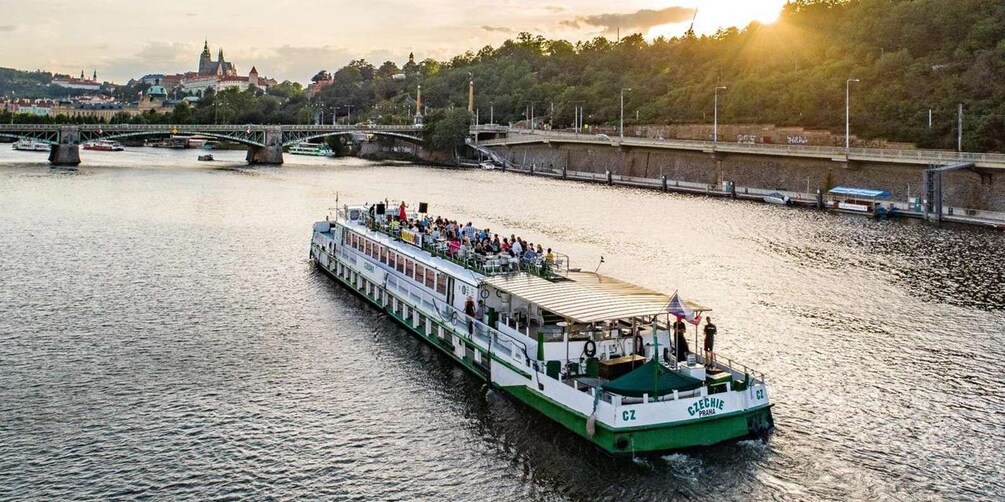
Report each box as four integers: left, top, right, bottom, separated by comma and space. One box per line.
342, 203, 571, 282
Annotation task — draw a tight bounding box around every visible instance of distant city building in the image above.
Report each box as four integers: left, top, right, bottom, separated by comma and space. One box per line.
306, 70, 333, 98
52, 70, 101, 91
131, 41, 274, 96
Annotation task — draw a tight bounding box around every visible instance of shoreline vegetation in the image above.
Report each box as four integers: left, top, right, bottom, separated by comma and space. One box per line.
3, 1, 1005, 153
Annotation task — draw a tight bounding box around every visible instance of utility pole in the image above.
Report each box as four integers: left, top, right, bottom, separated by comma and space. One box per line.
928, 108, 932, 129
845, 78, 859, 149
620, 88, 632, 138
957, 103, 963, 152
489, 101, 493, 124
714, 86, 726, 143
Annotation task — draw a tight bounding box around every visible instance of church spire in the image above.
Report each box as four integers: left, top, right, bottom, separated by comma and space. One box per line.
218, 48, 224, 61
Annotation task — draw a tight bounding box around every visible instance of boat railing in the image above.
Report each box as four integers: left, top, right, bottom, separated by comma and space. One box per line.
358, 212, 567, 281
691, 351, 767, 386
375, 261, 534, 367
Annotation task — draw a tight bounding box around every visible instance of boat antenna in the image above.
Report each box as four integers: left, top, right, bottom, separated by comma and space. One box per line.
594, 255, 605, 273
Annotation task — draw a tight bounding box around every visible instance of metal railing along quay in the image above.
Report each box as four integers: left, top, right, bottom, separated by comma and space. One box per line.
478, 128, 1005, 169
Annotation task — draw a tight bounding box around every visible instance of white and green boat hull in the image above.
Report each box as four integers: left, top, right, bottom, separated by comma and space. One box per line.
310, 229, 774, 455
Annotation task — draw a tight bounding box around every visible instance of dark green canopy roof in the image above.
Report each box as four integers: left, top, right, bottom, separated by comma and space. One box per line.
601, 359, 703, 397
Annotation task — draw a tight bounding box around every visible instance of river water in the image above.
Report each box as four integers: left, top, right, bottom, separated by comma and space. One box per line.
1, 147, 1002, 501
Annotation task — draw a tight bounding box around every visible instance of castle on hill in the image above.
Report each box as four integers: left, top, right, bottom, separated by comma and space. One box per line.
132, 40, 275, 95
197, 41, 237, 77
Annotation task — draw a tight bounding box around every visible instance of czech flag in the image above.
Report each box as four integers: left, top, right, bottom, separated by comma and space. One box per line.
668, 292, 702, 325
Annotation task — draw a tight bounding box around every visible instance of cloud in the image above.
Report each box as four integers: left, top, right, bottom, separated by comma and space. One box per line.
481, 25, 514, 33
0, 25, 17, 32
562, 6, 696, 33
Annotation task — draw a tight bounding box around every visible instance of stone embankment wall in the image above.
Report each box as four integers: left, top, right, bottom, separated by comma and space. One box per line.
489, 144, 1004, 213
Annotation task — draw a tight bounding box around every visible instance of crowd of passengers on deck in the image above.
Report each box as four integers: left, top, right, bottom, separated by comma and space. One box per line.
368, 201, 557, 274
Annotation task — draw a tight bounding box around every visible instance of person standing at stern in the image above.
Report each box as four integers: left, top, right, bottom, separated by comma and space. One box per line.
704, 317, 717, 368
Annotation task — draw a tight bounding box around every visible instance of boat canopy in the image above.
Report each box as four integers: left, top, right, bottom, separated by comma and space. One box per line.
828, 186, 891, 198
601, 359, 703, 397
482, 271, 708, 324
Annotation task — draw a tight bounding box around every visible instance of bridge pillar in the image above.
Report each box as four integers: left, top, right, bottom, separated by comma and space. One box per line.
49, 126, 81, 167
246, 126, 284, 165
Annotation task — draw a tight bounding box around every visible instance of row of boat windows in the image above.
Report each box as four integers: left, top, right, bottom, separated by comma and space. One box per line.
347, 230, 448, 295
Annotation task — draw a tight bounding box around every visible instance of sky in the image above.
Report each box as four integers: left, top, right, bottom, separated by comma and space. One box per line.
0, 0, 788, 84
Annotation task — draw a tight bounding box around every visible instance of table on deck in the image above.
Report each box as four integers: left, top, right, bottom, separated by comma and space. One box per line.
598, 354, 646, 380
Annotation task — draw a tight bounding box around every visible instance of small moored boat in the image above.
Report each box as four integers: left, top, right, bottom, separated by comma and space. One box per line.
762, 192, 791, 205
197, 154, 214, 161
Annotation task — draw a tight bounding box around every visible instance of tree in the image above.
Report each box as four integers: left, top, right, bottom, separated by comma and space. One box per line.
426, 108, 471, 158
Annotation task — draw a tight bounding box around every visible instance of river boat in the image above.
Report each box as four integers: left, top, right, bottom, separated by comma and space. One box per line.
480, 161, 500, 170
826, 186, 895, 218
197, 154, 214, 161
12, 139, 50, 152
289, 142, 333, 156
309, 203, 774, 455
762, 192, 791, 205
82, 140, 124, 151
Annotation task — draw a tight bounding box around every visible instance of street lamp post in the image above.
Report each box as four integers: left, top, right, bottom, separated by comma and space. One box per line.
489, 101, 494, 125
846, 78, 859, 149
713, 86, 726, 143
620, 88, 632, 138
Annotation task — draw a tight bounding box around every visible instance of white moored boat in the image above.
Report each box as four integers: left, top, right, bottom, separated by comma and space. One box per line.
12, 139, 51, 152
309, 202, 774, 455
289, 142, 333, 156
82, 140, 124, 151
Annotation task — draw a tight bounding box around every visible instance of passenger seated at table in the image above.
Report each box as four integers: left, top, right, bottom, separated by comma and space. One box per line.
522, 247, 537, 263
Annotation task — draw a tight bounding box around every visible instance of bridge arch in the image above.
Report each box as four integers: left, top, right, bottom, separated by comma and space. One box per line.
281, 130, 424, 147
85, 129, 265, 147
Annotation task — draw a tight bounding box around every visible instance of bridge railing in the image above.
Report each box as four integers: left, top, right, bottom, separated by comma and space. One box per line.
485, 128, 1005, 166
0, 123, 422, 132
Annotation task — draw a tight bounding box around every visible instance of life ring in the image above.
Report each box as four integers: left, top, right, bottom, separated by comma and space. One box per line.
584, 340, 597, 358
634, 335, 645, 355
480, 289, 490, 299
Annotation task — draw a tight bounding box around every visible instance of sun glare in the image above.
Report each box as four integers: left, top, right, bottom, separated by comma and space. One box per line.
646, 1, 784, 39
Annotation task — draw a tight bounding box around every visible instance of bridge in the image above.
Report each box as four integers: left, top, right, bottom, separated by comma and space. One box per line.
0, 123, 425, 166
473, 128, 1005, 171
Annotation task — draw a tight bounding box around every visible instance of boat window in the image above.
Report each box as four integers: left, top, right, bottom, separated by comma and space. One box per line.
425, 270, 435, 289
405, 259, 414, 278
369, 241, 378, 259
364, 240, 371, 256
415, 264, 424, 283
389, 251, 397, 269
435, 274, 447, 295
379, 246, 387, 264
